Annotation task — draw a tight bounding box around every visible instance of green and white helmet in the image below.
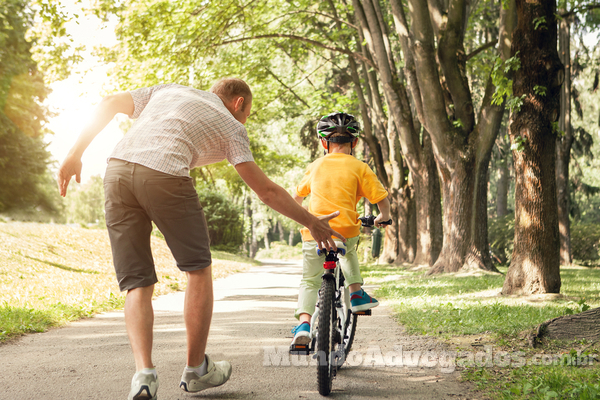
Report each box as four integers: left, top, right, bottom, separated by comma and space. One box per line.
317, 112, 360, 143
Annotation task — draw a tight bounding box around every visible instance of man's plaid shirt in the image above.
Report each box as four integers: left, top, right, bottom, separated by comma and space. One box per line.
109, 84, 254, 176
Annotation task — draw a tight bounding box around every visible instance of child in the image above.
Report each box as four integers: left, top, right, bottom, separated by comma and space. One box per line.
290, 112, 391, 348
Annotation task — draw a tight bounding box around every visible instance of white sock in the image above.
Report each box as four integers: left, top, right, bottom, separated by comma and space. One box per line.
140, 368, 157, 379
186, 357, 208, 376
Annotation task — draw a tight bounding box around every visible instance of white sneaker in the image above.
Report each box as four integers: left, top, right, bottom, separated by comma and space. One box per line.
128, 370, 158, 400
179, 355, 232, 393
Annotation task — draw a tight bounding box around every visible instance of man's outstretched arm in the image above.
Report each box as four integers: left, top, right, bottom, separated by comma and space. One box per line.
235, 161, 345, 250
57, 92, 134, 197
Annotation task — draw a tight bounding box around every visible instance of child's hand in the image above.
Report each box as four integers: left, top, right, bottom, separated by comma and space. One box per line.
374, 214, 392, 227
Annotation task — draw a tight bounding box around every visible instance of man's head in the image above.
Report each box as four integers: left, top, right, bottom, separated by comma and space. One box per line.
210, 78, 253, 124
317, 112, 360, 154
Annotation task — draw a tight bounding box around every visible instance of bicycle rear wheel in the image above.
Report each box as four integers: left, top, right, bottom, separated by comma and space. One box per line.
343, 310, 357, 358
316, 277, 336, 396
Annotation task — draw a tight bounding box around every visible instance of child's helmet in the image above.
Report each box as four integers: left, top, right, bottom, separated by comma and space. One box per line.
317, 112, 360, 143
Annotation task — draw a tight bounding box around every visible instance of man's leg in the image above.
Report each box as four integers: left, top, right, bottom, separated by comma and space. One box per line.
184, 267, 214, 367
125, 284, 155, 371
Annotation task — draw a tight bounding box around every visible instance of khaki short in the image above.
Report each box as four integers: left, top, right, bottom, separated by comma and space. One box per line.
104, 159, 211, 291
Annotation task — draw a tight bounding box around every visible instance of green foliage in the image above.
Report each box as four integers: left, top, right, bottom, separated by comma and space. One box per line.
533, 85, 547, 96
488, 215, 515, 264
195, 187, 244, 251
564, 298, 591, 314
570, 222, 600, 264
30, 0, 83, 82
64, 176, 105, 226
533, 16, 548, 30
488, 217, 600, 265
511, 135, 528, 151
492, 54, 524, 112
255, 241, 302, 260
0, 0, 64, 216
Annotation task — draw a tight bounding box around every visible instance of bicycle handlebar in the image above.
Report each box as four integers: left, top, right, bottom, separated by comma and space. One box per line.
359, 215, 393, 227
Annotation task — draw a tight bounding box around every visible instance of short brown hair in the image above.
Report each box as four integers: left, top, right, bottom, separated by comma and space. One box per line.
210, 78, 252, 110
326, 132, 355, 147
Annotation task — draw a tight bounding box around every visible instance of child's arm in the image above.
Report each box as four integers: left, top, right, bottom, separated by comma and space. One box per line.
374, 196, 391, 227
293, 193, 306, 208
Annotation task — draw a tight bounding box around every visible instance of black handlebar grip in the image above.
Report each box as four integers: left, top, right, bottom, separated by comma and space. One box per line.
359, 215, 392, 227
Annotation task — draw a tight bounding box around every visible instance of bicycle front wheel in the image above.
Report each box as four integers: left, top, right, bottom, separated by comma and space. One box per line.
316, 277, 336, 396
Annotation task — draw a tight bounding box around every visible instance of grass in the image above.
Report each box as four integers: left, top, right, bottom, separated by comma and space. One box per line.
465, 360, 600, 399
256, 241, 303, 260
362, 262, 600, 399
0, 222, 257, 342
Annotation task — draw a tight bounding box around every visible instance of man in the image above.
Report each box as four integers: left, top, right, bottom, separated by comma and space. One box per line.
57, 78, 344, 400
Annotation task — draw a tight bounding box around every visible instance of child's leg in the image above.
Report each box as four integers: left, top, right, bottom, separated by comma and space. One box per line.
294, 240, 325, 320
338, 237, 363, 290
339, 236, 379, 312
292, 241, 323, 348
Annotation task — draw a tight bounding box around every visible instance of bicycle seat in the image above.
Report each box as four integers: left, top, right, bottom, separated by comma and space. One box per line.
316, 241, 346, 256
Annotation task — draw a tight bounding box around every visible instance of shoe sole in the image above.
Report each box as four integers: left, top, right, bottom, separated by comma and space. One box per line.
131, 386, 157, 400
291, 334, 311, 346
351, 301, 379, 313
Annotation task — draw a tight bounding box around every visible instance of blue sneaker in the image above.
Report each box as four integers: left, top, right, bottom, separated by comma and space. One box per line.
290, 322, 311, 346
350, 289, 379, 312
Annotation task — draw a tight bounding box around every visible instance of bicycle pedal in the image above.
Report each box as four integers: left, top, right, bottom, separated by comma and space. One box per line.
289, 344, 313, 355
353, 309, 372, 316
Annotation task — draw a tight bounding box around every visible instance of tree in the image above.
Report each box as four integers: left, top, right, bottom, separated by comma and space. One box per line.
65, 175, 105, 225
401, 0, 516, 274
502, 0, 564, 295
0, 0, 54, 213
350, 0, 442, 266
557, 6, 574, 266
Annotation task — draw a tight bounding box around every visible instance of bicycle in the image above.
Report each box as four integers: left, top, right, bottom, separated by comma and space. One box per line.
290, 215, 392, 396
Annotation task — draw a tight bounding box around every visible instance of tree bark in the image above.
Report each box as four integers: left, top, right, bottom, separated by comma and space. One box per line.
502, 0, 563, 295
391, 180, 415, 264
535, 307, 600, 342
496, 157, 510, 217
556, 10, 573, 266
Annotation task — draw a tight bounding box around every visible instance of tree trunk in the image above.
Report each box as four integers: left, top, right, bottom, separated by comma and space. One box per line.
534, 307, 600, 342
392, 183, 415, 263
277, 220, 285, 242
380, 189, 400, 263
556, 10, 573, 266
428, 158, 476, 273
413, 130, 442, 266
264, 229, 270, 251
496, 157, 509, 217
250, 216, 259, 259
363, 197, 372, 263
244, 194, 252, 256
288, 228, 294, 247
502, 0, 563, 295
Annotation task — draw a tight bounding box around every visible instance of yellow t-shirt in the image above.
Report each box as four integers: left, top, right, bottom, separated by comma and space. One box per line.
296, 153, 389, 241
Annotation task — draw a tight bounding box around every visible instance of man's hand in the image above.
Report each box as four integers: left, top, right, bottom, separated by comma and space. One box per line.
308, 211, 346, 251
57, 154, 82, 197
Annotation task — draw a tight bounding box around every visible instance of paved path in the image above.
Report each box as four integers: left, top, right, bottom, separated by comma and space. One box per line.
0, 261, 476, 399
